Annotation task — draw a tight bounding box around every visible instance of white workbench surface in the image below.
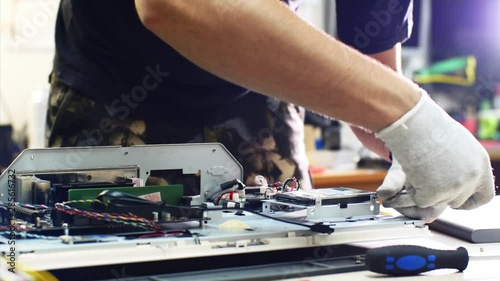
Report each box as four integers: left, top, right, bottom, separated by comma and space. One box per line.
284, 230, 500, 281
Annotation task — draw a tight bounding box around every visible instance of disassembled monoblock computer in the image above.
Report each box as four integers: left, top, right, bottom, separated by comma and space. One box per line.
0, 144, 427, 280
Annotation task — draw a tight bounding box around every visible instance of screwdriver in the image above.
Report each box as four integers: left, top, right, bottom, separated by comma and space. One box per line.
365, 245, 469, 276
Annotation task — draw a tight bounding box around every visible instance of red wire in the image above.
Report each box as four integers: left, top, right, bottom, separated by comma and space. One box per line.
0, 224, 28, 231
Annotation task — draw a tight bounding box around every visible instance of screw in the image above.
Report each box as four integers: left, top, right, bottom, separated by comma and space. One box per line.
62, 223, 69, 236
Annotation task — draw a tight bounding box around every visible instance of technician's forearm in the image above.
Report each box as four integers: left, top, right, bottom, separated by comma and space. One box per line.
135, 0, 420, 132
350, 45, 402, 160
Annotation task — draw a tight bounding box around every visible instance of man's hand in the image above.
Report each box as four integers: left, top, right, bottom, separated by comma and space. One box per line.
377, 158, 448, 223
375, 90, 496, 222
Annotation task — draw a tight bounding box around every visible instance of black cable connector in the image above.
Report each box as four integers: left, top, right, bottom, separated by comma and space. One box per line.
309, 222, 335, 234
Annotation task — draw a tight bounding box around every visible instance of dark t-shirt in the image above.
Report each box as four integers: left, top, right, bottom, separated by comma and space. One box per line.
54, 1, 245, 117
53, 0, 412, 120
336, 0, 413, 54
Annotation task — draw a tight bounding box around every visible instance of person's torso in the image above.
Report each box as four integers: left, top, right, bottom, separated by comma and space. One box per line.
54, 0, 300, 114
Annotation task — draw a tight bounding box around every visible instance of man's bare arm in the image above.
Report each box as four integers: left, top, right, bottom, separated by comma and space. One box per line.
135, 0, 420, 132
350, 44, 403, 160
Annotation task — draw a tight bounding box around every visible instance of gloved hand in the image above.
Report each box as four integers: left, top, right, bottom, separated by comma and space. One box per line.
377, 158, 447, 223
375, 90, 496, 222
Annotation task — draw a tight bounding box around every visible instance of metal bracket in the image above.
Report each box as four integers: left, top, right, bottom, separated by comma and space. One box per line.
262, 199, 380, 222
0, 143, 243, 205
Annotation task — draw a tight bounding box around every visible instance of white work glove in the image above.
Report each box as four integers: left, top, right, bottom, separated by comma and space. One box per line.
377, 158, 447, 223
375, 90, 496, 222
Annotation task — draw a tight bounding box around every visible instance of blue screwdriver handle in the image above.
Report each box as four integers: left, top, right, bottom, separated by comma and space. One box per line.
365, 245, 469, 276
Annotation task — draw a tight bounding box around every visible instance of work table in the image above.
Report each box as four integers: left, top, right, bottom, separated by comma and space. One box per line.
311, 168, 387, 191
